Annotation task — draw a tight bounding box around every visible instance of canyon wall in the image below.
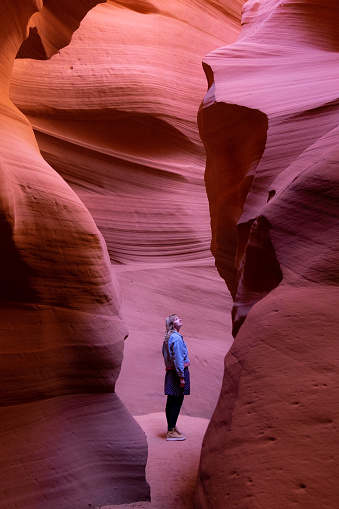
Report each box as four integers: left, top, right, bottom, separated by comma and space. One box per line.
10, 0, 244, 422
3, 1, 245, 508
1, 2, 149, 508
196, 0, 339, 507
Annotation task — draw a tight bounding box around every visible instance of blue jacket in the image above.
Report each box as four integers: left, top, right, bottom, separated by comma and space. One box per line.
162, 331, 190, 378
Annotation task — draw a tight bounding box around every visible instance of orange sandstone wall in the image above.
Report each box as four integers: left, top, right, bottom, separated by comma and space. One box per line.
3, 1, 247, 508
196, 0, 339, 507
11, 0, 242, 266
0, 2, 149, 508
10, 0, 244, 422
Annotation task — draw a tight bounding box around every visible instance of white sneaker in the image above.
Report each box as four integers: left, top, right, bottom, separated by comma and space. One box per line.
166, 428, 186, 441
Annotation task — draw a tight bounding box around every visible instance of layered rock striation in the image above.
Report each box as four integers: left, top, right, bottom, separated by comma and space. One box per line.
11, 0, 243, 266
1, 2, 149, 508
10, 0, 244, 422
2, 0, 248, 507
196, 0, 339, 508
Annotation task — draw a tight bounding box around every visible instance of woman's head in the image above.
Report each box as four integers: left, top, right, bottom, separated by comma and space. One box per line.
166, 314, 177, 332
165, 314, 182, 332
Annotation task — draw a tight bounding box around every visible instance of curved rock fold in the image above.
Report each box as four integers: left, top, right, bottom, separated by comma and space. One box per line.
196, 0, 339, 507
1, 1, 149, 508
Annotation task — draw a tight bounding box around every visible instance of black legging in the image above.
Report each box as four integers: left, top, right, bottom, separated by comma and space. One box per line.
166, 395, 184, 431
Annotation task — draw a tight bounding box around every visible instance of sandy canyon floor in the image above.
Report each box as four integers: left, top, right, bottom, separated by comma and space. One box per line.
100, 413, 209, 509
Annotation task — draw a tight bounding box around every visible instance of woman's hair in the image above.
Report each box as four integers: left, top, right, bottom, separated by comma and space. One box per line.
164, 314, 177, 341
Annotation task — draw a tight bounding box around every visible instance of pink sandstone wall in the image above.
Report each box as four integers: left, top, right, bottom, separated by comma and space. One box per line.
196, 0, 339, 507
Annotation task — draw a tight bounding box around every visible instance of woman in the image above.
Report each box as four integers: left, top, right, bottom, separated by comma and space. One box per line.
162, 314, 190, 441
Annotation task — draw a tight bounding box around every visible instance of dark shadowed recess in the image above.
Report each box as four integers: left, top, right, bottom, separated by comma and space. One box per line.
34, 129, 188, 194
26, 108, 200, 159
108, 0, 160, 14
232, 215, 283, 336
17, 0, 106, 60
198, 100, 268, 298
0, 213, 38, 302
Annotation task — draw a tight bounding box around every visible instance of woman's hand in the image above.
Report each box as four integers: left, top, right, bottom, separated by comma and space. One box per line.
180, 377, 185, 387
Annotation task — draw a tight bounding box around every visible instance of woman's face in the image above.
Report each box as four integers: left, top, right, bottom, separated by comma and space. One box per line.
173, 316, 182, 330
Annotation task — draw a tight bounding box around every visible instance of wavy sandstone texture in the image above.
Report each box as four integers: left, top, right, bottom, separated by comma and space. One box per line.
196, 0, 339, 508
4, 1, 245, 508
1, 2, 149, 508
11, 0, 242, 268
10, 0, 243, 423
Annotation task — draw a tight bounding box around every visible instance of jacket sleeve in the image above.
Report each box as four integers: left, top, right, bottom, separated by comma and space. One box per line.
171, 338, 185, 378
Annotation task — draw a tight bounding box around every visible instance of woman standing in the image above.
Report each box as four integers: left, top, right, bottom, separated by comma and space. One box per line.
162, 314, 190, 441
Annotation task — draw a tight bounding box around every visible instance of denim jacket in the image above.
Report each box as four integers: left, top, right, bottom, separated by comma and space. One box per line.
162, 331, 190, 378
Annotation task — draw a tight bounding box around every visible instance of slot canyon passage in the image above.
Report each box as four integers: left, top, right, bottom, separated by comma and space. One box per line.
0, 1, 338, 509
